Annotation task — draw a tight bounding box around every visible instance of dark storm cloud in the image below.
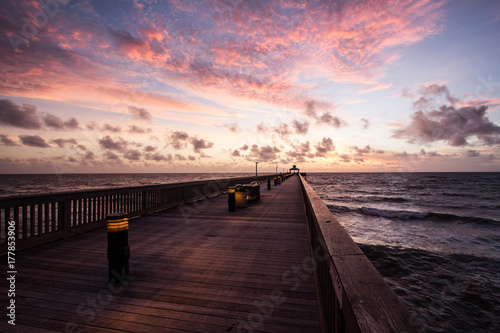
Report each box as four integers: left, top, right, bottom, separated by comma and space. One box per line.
128, 106, 152, 122
0, 99, 41, 129
19, 134, 50, 147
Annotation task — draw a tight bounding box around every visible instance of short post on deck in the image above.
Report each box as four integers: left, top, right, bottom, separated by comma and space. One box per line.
228, 186, 236, 212
267, 178, 271, 190
107, 212, 130, 281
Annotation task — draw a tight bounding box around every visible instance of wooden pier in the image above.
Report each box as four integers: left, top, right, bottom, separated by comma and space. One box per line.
1, 175, 321, 332
1, 174, 421, 333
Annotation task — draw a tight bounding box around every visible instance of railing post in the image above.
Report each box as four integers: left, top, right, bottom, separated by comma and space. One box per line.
63, 197, 71, 239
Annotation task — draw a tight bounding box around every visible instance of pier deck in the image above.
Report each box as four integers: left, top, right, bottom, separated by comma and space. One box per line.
2, 176, 320, 332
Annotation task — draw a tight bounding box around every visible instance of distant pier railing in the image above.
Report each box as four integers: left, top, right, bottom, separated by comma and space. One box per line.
299, 174, 421, 333
0, 175, 272, 255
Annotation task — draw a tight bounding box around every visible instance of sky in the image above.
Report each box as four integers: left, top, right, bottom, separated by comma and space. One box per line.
1, 0, 500, 174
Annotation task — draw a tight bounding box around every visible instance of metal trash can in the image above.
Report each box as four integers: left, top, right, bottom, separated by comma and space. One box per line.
234, 184, 247, 208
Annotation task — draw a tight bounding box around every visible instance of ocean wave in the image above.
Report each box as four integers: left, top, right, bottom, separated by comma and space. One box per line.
361, 207, 500, 224
361, 207, 429, 219
326, 204, 500, 225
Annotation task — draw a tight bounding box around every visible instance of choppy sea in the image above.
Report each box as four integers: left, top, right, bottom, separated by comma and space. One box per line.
307, 172, 500, 333
1, 172, 499, 331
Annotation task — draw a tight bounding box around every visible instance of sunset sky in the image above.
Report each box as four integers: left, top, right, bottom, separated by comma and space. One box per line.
1, 0, 500, 173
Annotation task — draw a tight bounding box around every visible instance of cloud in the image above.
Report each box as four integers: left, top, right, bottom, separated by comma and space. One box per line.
128, 106, 152, 122
340, 154, 351, 163
87, 122, 122, 133
0, 99, 41, 129
144, 145, 157, 152
240, 144, 249, 151
104, 151, 121, 160
303, 100, 345, 128
170, 131, 190, 149
190, 137, 214, 153
286, 141, 314, 162
98, 136, 129, 152
51, 138, 78, 148
315, 137, 335, 157
43, 114, 80, 130
292, 119, 309, 134
256, 123, 268, 134
465, 150, 481, 158
145, 152, 173, 162
85, 151, 96, 160
231, 149, 240, 157
19, 134, 50, 147
247, 144, 280, 161
273, 124, 292, 139
224, 122, 241, 133
360, 118, 370, 129
0, 134, 19, 146
175, 154, 187, 161
394, 104, 500, 146
188, 155, 196, 161
124, 149, 142, 161
413, 84, 459, 110
128, 125, 152, 134
351, 145, 385, 156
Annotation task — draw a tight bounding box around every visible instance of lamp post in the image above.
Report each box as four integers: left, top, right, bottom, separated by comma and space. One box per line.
255, 162, 258, 177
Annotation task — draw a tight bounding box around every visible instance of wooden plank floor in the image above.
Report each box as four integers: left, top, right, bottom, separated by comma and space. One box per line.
0, 175, 320, 332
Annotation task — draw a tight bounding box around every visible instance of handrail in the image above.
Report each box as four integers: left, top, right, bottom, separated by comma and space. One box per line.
0, 174, 273, 255
298, 174, 422, 333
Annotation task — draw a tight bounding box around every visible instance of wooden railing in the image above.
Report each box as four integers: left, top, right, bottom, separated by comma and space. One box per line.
0, 175, 272, 255
299, 174, 422, 333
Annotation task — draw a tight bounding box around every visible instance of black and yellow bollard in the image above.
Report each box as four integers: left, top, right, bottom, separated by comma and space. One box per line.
107, 213, 130, 281
228, 187, 236, 212
267, 178, 271, 190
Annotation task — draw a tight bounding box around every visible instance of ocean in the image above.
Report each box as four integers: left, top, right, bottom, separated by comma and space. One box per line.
307, 172, 500, 333
1, 172, 499, 331
0, 173, 257, 198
